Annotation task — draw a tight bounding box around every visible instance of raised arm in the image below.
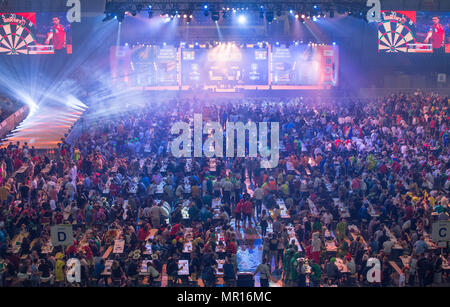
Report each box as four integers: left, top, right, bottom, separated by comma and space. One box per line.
45, 32, 53, 45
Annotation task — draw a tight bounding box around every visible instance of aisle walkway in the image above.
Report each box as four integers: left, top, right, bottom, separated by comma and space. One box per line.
1, 99, 87, 149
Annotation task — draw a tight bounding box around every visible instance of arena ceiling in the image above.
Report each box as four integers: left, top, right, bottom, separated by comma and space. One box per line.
1, 0, 449, 14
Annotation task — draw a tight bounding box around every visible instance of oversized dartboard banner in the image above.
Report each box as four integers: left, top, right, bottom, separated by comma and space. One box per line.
0, 13, 37, 55
378, 11, 417, 53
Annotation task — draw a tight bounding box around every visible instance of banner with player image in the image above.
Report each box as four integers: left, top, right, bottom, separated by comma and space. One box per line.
0, 12, 72, 55
378, 10, 450, 54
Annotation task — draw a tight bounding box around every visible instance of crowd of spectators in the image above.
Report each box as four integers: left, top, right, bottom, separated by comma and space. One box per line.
0, 91, 448, 287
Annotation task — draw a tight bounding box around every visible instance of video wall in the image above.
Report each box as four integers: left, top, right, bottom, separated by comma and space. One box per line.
181, 44, 269, 89
271, 44, 338, 89
111, 43, 339, 90
129, 45, 178, 87
378, 11, 450, 53
0, 12, 73, 55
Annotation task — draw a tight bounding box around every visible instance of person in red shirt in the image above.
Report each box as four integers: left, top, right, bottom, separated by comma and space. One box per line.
235, 200, 244, 229
430, 118, 436, 136
13, 157, 22, 171
405, 204, 413, 220
242, 198, 254, 228
169, 223, 182, 237
225, 240, 237, 255
138, 223, 151, 241
379, 162, 388, 175
424, 16, 445, 54
45, 17, 66, 54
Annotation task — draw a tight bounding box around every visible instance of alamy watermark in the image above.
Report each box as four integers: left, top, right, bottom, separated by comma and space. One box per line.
366, 258, 381, 283
170, 114, 280, 168
66, 0, 81, 23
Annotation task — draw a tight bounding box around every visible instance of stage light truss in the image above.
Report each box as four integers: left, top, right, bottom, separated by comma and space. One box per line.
104, 0, 368, 16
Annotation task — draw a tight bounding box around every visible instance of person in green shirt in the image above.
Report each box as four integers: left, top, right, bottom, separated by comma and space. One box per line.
290, 250, 300, 286
312, 217, 322, 232
336, 219, 348, 242
310, 259, 322, 287
337, 241, 349, 259
282, 247, 294, 284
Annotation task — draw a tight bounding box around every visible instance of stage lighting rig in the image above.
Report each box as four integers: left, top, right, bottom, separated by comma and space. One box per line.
211, 11, 220, 22
266, 11, 274, 23
103, 13, 115, 22
103, 1, 371, 24
117, 10, 125, 22
184, 12, 193, 22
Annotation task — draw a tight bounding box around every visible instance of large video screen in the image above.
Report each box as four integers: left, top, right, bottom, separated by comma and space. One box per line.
155, 45, 179, 86
114, 44, 179, 89
0, 12, 72, 55
378, 11, 450, 53
181, 43, 269, 90
111, 42, 338, 90
270, 44, 338, 89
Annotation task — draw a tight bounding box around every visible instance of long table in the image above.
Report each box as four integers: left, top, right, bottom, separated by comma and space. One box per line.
348, 225, 368, 249
333, 198, 350, 219
11, 232, 29, 254
384, 226, 403, 250
307, 198, 319, 217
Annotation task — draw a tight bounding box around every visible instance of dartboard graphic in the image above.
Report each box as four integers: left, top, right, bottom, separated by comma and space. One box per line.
0, 13, 36, 55
378, 11, 416, 53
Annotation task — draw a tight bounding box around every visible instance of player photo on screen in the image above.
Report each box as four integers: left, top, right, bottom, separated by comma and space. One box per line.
416, 12, 450, 54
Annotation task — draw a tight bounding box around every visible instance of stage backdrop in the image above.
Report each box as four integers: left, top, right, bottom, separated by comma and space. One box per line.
110, 42, 339, 91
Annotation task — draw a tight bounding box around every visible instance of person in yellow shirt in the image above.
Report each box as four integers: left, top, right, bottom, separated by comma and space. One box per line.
55, 253, 66, 286
73, 146, 81, 163
280, 182, 289, 196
